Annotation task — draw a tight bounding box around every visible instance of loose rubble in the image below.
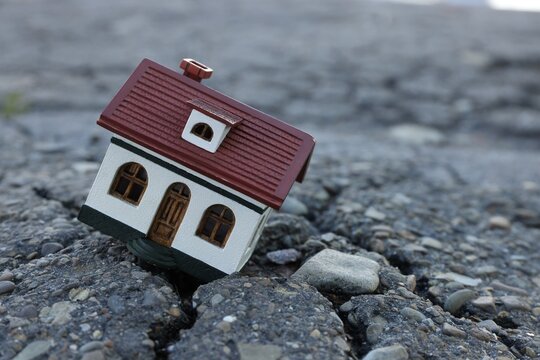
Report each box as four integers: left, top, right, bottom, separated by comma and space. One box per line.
1, 0, 540, 358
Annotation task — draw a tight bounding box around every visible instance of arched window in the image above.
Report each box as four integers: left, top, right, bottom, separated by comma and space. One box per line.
196, 205, 235, 247
109, 162, 148, 205
191, 123, 213, 141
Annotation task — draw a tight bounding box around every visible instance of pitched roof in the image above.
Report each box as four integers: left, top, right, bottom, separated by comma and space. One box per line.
98, 59, 315, 209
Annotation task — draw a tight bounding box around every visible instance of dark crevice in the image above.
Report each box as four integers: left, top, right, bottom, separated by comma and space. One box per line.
385, 252, 415, 276
321, 292, 363, 360
32, 186, 81, 215
385, 253, 433, 302
487, 57, 540, 71
493, 312, 519, 329
134, 260, 200, 359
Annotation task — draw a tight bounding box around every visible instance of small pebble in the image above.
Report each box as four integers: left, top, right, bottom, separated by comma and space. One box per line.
17, 305, 38, 318
168, 307, 181, 317
471, 296, 496, 312
488, 216, 511, 230
69, 288, 90, 301
500, 296, 531, 311
266, 249, 302, 265
81, 350, 105, 360
41, 242, 64, 256
435, 272, 482, 286
420, 237, 443, 250
0, 271, 14, 282
400, 307, 426, 322
444, 289, 476, 314
12, 340, 51, 360
477, 319, 500, 333
141, 339, 155, 348
26, 252, 39, 260
365, 207, 386, 221
0, 281, 16, 295
475, 265, 498, 276
490, 280, 528, 296
363, 344, 409, 360
79, 341, 104, 353
210, 294, 224, 306
442, 323, 466, 338
471, 328, 492, 342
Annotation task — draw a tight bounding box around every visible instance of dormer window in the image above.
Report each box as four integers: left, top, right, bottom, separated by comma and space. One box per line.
191, 123, 214, 141
181, 99, 243, 153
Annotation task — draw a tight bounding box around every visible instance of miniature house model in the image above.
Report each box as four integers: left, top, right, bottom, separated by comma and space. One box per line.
78, 58, 315, 281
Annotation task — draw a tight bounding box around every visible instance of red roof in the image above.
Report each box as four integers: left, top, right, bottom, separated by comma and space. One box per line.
187, 99, 243, 127
98, 59, 315, 209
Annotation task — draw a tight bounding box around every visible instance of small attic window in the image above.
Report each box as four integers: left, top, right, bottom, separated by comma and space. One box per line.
191, 123, 213, 141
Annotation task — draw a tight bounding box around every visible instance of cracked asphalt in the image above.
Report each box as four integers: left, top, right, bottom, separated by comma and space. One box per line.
1, 0, 540, 359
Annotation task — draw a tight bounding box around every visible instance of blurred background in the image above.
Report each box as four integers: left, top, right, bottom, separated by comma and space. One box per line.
0, 0, 539, 181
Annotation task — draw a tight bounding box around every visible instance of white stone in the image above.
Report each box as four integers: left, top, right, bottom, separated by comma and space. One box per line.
292, 249, 380, 295
420, 237, 443, 250
365, 207, 386, 221
223, 315, 237, 323
363, 344, 409, 360
435, 272, 482, 286
389, 124, 444, 145
488, 216, 511, 230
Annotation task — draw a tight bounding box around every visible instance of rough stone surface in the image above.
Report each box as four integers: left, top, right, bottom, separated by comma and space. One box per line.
343, 294, 513, 358
1, 0, 540, 358
0, 234, 191, 359
170, 276, 348, 359
292, 249, 380, 295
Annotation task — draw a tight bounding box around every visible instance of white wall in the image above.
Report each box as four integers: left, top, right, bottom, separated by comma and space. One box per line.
239, 207, 273, 267
84, 137, 267, 274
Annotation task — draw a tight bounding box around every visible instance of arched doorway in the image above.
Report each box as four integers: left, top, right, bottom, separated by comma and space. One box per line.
148, 182, 191, 247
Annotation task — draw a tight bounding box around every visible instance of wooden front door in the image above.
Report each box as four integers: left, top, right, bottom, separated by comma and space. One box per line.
148, 183, 191, 247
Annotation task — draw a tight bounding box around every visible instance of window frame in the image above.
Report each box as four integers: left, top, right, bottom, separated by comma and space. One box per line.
196, 205, 235, 248
109, 162, 148, 205
190, 122, 214, 141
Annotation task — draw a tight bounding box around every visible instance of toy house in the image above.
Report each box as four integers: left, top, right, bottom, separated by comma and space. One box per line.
78, 58, 315, 281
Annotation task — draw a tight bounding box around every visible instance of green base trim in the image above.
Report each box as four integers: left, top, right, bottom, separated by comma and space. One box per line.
78, 204, 144, 242
78, 205, 227, 282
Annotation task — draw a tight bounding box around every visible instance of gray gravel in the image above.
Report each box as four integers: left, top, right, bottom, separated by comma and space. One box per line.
170, 276, 349, 360
1, 0, 540, 358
